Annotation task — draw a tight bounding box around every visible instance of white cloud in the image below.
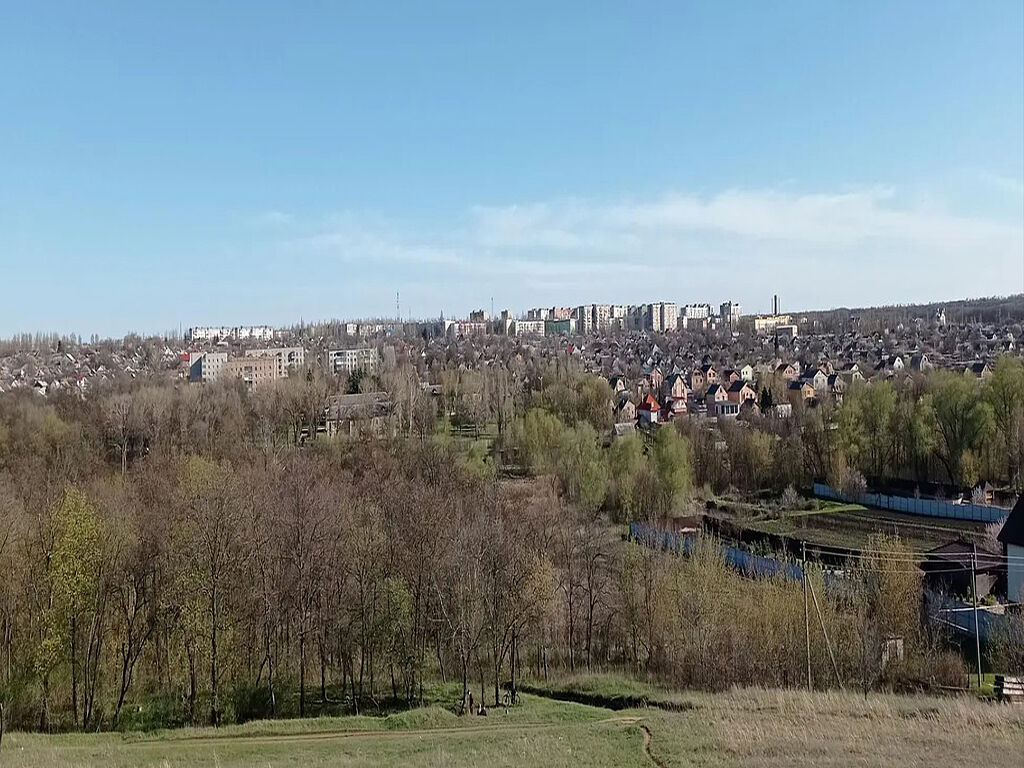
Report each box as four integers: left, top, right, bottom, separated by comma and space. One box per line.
260, 185, 1024, 315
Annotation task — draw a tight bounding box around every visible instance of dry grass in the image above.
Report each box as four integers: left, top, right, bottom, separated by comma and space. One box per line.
645, 687, 1024, 768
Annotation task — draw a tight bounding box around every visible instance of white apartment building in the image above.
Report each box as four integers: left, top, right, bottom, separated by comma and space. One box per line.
235, 325, 275, 341
328, 347, 381, 374
188, 325, 275, 342
680, 303, 712, 330
511, 319, 546, 337
188, 326, 233, 342
660, 302, 677, 333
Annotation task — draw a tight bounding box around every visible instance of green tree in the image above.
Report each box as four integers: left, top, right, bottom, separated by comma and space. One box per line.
984, 355, 1024, 487
838, 380, 897, 478
930, 371, 994, 485
651, 426, 693, 514
555, 423, 608, 514
46, 488, 103, 728
609, 434, 646, 522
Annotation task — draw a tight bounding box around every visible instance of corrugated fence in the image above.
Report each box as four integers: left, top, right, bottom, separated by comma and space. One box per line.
812, 482, 1009, 524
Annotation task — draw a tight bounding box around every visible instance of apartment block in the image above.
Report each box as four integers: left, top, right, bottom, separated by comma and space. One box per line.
511, 319, 546, 337
680, 303, 712, 330
188, 325, 275, 342
328, 347, 381, 374
188, 351, 228, 381
223, 355, 280, 388
245, 347, 304, 377
720, 301, 742, 327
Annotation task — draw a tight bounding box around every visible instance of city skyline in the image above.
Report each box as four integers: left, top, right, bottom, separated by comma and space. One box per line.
2, 2, 1022, 337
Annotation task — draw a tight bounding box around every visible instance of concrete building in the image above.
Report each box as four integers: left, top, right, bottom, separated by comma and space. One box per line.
235, 325, 275, 341
188, 325, 274, 342
777, 324, 798, 340
754, 314, 792, 333
223, 355, 280, 388
511, 319, 546, 337
245, 347, 304, 377
680, 303, 712, 330
574, 306, 595, 334
446, 320, 489, 337
328, 347, 381, 375
469, 309, 490, 322
720, 302, 742, 327
188, 351, 228, 381
545, 318, 576, 336
642, 302, 677, 333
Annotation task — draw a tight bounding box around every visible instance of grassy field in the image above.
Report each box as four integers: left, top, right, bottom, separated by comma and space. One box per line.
735, 501, 986, 554
3, 678, 1021, 767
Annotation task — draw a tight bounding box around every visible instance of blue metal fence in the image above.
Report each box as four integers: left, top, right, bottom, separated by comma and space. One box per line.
628, 521, 804, 581
813, 482, 1010, 524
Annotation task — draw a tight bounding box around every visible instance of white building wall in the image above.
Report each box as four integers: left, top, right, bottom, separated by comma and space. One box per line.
1009, 543, 1024, 603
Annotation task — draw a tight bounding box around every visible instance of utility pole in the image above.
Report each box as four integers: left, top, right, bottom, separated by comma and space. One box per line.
802, 541, 811, 690
971, 543, 983, 690
808, 575, 843, 689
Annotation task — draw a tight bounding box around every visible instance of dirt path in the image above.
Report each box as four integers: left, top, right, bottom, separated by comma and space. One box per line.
125, 715, 643, 749
640, 724, 667, 768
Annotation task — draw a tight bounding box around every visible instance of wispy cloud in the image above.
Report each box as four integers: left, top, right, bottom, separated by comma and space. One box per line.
258, 184, 1024, 315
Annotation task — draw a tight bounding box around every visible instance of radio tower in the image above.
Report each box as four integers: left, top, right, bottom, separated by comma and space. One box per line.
396, 291, 401, 322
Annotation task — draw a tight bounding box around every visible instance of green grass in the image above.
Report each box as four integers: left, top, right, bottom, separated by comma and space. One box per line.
4, 683, 1022, 768
968, 673, 997, 696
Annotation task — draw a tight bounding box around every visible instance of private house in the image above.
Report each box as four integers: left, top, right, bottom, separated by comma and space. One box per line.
648, 366, 665, 392
826, 374, 847, 400
965, 361, 991, 379
704, 382, 728, 408
740, 364, 754, 382
637, 394, 661, 425
664, 372, 689, 402
689, 368, 707, 393
609, 375, 627, 393
997, 496, 1024, 603
787, 380, 814, 404
700, 364, 718, 386
775, 362, 798, 381
720, 368, 741, 384
909, 354, 932, 372
726, 380, 757, 404
809, 368, 829, 392
614, 393, 637, 424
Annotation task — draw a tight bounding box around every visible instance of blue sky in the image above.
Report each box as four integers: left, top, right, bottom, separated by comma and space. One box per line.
1, 1, 1022, 337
